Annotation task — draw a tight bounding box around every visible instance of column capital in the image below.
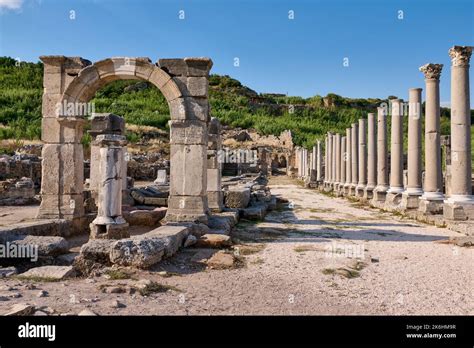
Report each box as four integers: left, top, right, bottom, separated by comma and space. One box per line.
448, 46, 473, 67
419, 63, 443, 80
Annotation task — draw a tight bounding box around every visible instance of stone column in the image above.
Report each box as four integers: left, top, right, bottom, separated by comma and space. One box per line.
316, 140, 322, 182
350, 123, 359, 195
324, 138, 328, 184
356, 118, 367, 197
335, 133, 341, 189
90, 134, 129, 239
332, 134, 337, 188
340, 136, 346, 190
444, 46, 474, 220
386, 99, 405, 205
402, 88, 424, 209
207, 117, 223, 212
327, 133, 333, 187
344, 127, 352, 194
365, 113, 377, 200
372, 106, 389, 203
419, 64, 444, 213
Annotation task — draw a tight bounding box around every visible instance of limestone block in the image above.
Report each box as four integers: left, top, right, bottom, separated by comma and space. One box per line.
168, 97, 209, 122
10, 235, 69, 256
183, 57, 213, 77
40, 144, 84, 195
195, 234, 231, 248
19, 266, 75, 280
224, 187, 251, 208
170, 144, 207, 196
207, 168, 221, 191
37, 194, 84, 219
173, 76, 208, 97
148, 68, 172, 89
169, 121, 207, 145
160, 78, 183, 102
158, 58, 188, 76
90, 113, 125, 135
41, 117, 84, 143
42, 93, 62, 117
207, 191, 224, 212
166, 195, 208, 223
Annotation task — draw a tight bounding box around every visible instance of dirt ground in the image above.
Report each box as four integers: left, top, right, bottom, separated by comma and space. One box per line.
0, 177, 472, 315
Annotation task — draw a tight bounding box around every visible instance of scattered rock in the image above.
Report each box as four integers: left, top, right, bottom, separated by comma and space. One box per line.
0, 296, 10, 301
36, 290, 49, 298
0, 292, 22, 298
183, 235, 197, 247
195, 234, 232, 248
0, 266, 18, 278
78, 309, 98, 316
207, 252, 235, 269
224, 187, 251, 208
109, 300, 126, 309
190, 249, 216, 264
19, 266, 76, 281
371, 257, 379, 263
4, 303, 35, 316
34, 310, 48, 316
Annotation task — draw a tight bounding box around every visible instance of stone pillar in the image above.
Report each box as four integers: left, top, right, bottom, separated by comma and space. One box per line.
327, 133, 333, 187
207, 117, 223, 212
344, 127, 351, 194
335, 133, 341, 189
356, 118, 367, 197
316, 140, 322, 182
444, 46, 474, 220
401, 88, 424, 209
386, 99, 405, 205
350, 123, 359, 195
340, 136, 346, 190
324, 138, 328, 184
90, 133, 129, 239
372, 106, 389, 203
419, 63, 444, 214
37, 56, 91, 221
332, 134, 337, 188
365, 113, 376, 200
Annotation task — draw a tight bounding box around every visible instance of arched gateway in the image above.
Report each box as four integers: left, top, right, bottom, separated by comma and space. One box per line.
38, 56, 213, 225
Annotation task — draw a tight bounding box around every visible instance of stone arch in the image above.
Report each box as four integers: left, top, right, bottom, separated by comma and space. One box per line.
38, 55, 213, 225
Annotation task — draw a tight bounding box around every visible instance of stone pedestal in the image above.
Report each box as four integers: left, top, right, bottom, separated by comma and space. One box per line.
419, 63, 444, 214
90, 134, 129, 239
444, 46, 474, 220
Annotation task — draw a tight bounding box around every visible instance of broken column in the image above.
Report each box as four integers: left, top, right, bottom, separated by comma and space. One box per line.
372, 106, 389, 203
207, 117, 223, 212
356, 118, 367, 198
365, 113, 377, 200
350, 123, 359, 195
90, 131, 129, 239
444, 45, 474, 220
401, 88, 424, 209
386, 99, 405, 205
343, 127, 352, 194
419, 63, 444, 214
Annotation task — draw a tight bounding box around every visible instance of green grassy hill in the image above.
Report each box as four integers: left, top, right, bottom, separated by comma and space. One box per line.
0, 56, 472, 169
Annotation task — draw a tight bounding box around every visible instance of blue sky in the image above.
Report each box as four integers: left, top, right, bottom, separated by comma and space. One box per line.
0, 0, 473, 103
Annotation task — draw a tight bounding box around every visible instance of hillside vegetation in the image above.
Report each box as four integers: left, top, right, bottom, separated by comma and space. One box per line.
0, 57, 471, 158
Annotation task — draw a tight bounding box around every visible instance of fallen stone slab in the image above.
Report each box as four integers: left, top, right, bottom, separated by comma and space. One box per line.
242, 204, 267, 220
224, 187, 251, 208
4, 303, 35, 316
9, 235, 69, 256
190, 249, 216, 264
0, 219, 80, 241
195, 234, 232, 248
109, 225, 190, 268
124, 208, 167, 226
19, 266, 75, 280
79, 239, 115, 265
130, 187, 169, 206
207, 216, 233, 235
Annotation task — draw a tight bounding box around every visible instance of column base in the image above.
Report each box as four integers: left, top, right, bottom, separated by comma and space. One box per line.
363, 186, 374, 200
385, 190, 403, 207
401, 191, 423, 210
90, 221, 129, 240
348, 184, 357, 196
165, 195, 209, 224
443, 199, 474, 221
371, 186, 388, 205
356, 185, 366, 198
418, 198, 444, 215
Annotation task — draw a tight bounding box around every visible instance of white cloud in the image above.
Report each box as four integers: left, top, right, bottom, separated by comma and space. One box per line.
0, 0, 23, 11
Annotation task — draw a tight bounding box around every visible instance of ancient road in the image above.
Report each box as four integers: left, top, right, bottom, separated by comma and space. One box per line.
0, 177, 472, 315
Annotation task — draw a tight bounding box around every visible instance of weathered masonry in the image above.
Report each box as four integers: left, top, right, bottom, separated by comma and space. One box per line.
37, 56, 213, 225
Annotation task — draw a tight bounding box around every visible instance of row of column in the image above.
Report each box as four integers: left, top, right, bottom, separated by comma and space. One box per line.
321, 45, 473, 220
